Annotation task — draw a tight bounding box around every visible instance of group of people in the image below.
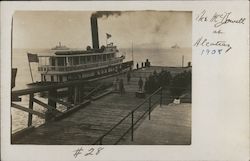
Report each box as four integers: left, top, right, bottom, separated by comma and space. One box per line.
113, 77, 125, 95
136, 59, 151, 69
113, 71, 145, 95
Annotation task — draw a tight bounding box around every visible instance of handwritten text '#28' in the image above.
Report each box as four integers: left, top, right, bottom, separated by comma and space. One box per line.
196, 10, 246, 28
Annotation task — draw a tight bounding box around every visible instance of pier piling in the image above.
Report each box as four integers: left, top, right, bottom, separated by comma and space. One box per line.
46, 89, 57, 122
48, 89, 57, 108
28, 93, 34, 127
74, 85, 78, 105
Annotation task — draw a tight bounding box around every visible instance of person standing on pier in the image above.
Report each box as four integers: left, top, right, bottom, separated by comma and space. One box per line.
136, 63, 139, 69
119, 78, 125, 95
138, 77, 143, 91
127, 71, 131, 84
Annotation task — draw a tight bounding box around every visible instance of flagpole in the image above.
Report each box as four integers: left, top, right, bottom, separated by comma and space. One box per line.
28, 60, 34, 83
132, 42, 134, 62
182, 55, 184, 68
27, 53, 34, 83
27, 53, 39, 83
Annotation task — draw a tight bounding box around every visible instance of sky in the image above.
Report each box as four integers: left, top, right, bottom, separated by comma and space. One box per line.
13, 11, 192, 49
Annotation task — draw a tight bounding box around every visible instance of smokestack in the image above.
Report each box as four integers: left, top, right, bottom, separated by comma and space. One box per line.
91, 16, 99, 49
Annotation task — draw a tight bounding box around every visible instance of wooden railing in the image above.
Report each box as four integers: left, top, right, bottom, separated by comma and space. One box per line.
38, 57, 123, 72
11, 63, 133, 134
93, 87, 163, 145
11, 79, 93, 131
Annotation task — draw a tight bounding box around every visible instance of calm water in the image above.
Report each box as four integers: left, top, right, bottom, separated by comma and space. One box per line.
12, 47, 191, 133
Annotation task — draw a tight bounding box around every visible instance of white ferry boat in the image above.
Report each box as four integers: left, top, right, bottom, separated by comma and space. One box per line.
171, 43, 180, 49
37, 44, 129, 83
28, 15, 133, 85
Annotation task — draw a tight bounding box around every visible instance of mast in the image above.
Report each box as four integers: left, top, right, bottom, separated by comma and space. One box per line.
28, 61, 34, 82
131, 42, 134, 62
182, 55, 184, 68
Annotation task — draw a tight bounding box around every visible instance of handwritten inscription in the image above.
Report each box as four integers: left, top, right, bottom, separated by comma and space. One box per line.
213, 29, 223, 34
196, 10, 246, 27
195, 10, 208, 22
73, 147, 104, 158
210, 12, 246, 28
201, 49, 223, 55
194, 37, 232, 55
194, 10, 245, 55
73, 147, 83, 158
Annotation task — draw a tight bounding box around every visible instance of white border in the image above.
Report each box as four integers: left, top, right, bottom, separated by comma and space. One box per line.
1, 1, 249, 161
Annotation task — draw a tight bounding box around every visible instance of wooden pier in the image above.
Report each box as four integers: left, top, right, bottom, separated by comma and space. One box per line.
11, 66, 191, 145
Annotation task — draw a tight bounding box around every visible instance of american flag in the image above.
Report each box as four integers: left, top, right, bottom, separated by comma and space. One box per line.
27, 53, 39, 63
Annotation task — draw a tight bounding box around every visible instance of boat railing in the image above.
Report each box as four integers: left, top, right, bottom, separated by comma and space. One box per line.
38, 57, 123, 72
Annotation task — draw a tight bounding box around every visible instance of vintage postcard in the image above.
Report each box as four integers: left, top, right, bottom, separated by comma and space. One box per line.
1, 1, 249, 161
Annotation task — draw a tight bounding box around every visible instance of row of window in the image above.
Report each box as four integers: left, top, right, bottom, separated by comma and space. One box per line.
47, 53, 116, 67
41, 65, 122, 82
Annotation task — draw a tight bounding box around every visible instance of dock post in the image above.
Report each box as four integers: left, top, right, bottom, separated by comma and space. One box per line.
68, 87, 73, 105
131, 111, 134, 141
74, 85, 78, 105
149, 97, 151, 120
80, 84, 85, 103
48, 89, 57, 108
28, 93, 34, 127
160, 88, 163, 107
78, 85, 81, 103
78, 85, 82, 103
46, 89, 57, 122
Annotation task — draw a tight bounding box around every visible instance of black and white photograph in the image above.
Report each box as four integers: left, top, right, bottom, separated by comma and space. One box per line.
1, 1, 249, 161
11, 10, 192, 145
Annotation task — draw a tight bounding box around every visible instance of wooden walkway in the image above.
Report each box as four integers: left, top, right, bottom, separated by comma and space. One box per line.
12, 66, 191, 145
14, 93, 135, 144
119, 103, 191, 145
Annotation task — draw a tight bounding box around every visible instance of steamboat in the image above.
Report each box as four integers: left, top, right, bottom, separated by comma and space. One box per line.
28, 15, 133, 85
51, 42, 69, 50
171, 43, 180, 49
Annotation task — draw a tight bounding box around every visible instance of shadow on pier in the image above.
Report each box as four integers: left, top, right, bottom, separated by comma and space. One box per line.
11, 66, 191, 145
